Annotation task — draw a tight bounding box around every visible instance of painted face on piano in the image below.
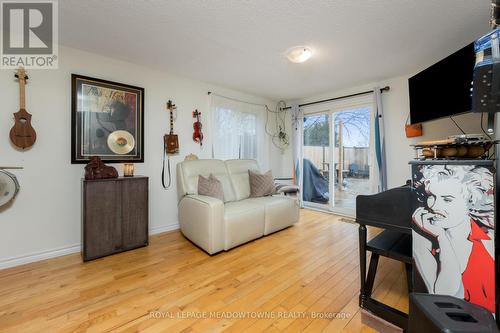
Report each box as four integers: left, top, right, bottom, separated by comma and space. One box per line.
424, 177, 468, 229
418, 165, 494, 231
412, 164, 495, 313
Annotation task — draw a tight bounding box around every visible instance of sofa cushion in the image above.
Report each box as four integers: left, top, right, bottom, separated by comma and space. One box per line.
247, 196, 299, 235
249, 170, 275, 197
178, 159, 236, 202
224, 200, 265, 249
198, 174, 224, 201
225, 159, 260, 201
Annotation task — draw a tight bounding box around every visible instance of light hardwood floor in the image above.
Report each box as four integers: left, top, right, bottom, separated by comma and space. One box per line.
0, 209, 408, 333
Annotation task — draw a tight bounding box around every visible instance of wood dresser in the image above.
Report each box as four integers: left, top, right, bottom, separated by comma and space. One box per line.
82, 176, 149, 261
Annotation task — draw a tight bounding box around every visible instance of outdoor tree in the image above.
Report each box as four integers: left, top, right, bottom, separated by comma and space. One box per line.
304, 108, 370, 147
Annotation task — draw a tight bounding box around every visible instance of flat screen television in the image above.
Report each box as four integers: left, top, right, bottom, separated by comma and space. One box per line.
409, 43, 476, 124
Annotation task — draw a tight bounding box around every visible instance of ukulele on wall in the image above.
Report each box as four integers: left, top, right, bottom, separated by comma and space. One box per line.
192, 109, 203, 147
10, 67, 36, 149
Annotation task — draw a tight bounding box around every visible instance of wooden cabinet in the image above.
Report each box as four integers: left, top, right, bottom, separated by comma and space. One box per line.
82, 176, 148, 261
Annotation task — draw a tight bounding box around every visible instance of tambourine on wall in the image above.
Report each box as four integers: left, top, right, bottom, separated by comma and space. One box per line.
0, 167, 22, 209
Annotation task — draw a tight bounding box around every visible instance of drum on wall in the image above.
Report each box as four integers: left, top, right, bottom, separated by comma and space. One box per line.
0, 170, 20, 207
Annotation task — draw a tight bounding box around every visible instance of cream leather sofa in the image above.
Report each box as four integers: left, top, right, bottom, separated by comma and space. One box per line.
177, 159, 299, 254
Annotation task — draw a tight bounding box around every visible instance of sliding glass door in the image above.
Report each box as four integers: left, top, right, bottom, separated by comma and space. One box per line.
302, 98, 373, 217
331, 106, 371, 215
303, 113, 332, 210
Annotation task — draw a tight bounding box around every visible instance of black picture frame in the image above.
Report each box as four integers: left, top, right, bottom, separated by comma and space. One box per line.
71, 74, 144, 164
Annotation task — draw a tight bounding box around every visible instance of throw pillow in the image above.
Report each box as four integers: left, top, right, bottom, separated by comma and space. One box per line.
198, 174, 224, 201
249, 170, 275, 197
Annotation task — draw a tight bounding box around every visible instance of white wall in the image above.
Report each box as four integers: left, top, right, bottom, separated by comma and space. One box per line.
288, 76, 486, 189
0, 46, 278, 268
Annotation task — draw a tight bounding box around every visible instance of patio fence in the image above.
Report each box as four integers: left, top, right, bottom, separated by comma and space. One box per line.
303, 146, 369, 176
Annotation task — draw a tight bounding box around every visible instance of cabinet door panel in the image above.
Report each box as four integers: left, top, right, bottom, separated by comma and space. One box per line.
121, 178, 148, 249
84, 180, 122, 260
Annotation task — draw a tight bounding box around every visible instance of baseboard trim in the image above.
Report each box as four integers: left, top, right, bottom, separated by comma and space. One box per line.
0, 244, 81, 270
0, 223, 180, 270
150, 222, 179, 235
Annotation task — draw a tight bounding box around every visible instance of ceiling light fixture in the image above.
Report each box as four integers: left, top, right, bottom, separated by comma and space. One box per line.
286, 46, 313, 63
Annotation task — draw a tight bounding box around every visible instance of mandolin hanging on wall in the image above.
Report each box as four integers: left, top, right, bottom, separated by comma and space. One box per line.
10, 67, 36, 149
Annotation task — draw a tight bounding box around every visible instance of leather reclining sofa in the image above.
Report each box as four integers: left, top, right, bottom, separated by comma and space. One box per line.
176, 159, 299, 254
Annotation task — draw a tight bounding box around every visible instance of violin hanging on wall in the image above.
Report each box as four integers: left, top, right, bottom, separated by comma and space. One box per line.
10, 67, 36, 149
192, 109, 203, 147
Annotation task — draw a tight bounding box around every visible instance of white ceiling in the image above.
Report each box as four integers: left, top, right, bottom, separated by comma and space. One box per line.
59, 1, 491, 101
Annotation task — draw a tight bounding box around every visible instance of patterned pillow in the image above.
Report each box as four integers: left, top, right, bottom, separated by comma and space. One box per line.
249, 170, 275, 197
198, 174, 224, 201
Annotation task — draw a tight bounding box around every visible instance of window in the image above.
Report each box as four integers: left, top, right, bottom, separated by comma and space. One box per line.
213, 108, 257, 160
210, 95, 266, 164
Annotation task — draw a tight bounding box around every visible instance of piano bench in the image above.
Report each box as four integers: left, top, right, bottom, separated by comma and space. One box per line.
367, 230, 412, 264
359, 228, 413, 331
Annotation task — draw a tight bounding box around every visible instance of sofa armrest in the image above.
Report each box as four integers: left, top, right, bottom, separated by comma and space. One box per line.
275, 184, 300, 195
178, 195, 225, 254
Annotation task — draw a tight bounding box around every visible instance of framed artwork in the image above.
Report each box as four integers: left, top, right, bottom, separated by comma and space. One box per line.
71, 74, 144, 163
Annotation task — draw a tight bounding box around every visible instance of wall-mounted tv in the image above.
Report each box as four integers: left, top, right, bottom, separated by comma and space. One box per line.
409, 43, 475, 124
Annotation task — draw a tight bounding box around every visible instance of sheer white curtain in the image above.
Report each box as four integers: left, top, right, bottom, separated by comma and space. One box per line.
210, 95, 267, 167
369, 87, 388, 193
291, 104, 304, 207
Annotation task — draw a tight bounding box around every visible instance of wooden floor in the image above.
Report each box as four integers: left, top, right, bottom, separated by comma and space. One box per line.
0, 209, 408, 333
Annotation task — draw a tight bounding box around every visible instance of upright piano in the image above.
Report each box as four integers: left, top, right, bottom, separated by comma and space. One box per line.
356, 184, 413, 330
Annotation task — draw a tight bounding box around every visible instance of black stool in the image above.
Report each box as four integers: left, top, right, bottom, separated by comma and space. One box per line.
409, 293, 498, 333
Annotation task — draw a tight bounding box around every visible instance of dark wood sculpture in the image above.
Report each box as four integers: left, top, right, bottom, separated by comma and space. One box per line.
84, 156, 118, 180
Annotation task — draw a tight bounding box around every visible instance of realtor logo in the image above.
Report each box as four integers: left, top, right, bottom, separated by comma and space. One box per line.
1, 0, 58, 69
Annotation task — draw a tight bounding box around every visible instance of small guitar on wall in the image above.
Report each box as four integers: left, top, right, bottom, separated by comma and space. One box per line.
164, 100, 179, 154
10, 67, 36, 149
162, 100, 178, 189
